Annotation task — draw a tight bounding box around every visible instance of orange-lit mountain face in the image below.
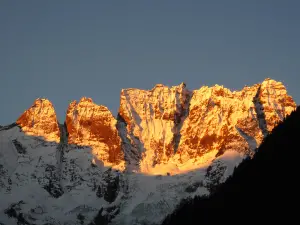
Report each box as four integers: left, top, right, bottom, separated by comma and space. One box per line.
16, 79, 296, 174
176, 79, 295, 161
65, 97, 125, 170
16, 98, 60, 142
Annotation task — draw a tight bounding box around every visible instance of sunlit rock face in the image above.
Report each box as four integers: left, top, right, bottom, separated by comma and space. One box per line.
16, 98, 60, 142
65, 97, 124, 170
176, 84, 263, 162
259, 78, 296, 132
118, 83, 192, 172
175, 78, 296, 163
13, 79, 296, 175
118, 79, 296, 174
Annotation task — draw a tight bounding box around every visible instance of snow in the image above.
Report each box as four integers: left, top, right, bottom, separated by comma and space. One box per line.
112, 150, 243, 225
235, 126, 258, 151
0, 126, 107, 224
0, 126, 244, 225
111, 170, 208, 225
215, 150, 244, 181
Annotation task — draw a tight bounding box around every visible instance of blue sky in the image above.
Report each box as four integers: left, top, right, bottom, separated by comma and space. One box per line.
1, 0, 299, 124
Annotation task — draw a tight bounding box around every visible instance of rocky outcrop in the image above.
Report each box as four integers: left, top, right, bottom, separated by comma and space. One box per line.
65, 97, 124, 170
16, 99, 60, 142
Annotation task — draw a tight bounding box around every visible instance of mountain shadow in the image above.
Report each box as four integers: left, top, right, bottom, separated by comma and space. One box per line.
0, 124, 124, 225
162, 106, 300, 225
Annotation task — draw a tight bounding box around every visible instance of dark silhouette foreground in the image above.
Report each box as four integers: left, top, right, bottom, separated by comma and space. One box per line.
163, 107, 300, 225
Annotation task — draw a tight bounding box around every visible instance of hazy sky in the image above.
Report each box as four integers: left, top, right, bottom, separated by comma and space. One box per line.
1, 0, 299, 124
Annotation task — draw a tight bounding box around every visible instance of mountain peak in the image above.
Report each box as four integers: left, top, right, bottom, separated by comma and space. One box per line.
34, 98, 51, 104
263, 77, 276, 81
65, 98, 124, 170
79, 96, 94, 103
16, 98, 60, 142
259, 78, 296, 131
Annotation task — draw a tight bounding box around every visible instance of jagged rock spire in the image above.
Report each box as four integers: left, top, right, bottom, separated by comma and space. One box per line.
16, 98, 60, 142
65, 97, 124, 170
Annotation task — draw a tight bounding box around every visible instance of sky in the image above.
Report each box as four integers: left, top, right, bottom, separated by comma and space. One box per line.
0, 0, 300, 124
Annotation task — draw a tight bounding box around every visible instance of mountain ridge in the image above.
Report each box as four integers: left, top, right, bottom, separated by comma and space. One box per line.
0, 78, 297, 224
13, 78, 296, 174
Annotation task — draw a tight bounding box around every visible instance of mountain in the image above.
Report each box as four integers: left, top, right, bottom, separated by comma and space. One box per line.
162, 106, 300, 225
0, 78, 296, 225
65, 97, 124, 169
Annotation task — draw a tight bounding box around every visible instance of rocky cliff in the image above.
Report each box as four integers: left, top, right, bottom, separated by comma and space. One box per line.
176, 78, 296, 162
118, 78, 296, 174
118, 82, 192, 172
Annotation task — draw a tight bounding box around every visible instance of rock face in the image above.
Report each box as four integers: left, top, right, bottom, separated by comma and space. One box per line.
176, 83, 264, 162
65, 97, 124, 170
259, 78, 296, 132
118, 79, 296, 173
16, 98, 60, 142
118, 82, 191, 172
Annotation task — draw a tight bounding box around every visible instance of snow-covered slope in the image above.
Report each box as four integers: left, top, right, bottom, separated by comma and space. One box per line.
0, 125, 243, 225
0, 78, 296, 225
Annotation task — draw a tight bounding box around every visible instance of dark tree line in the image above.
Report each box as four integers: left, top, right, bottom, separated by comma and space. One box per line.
163, 107, 300, 225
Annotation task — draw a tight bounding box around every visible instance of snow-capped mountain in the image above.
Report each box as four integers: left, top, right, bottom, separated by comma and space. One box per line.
0, 78, 296, 225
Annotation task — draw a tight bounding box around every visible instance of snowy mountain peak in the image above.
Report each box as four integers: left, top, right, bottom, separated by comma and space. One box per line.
16, 98, 60, 143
